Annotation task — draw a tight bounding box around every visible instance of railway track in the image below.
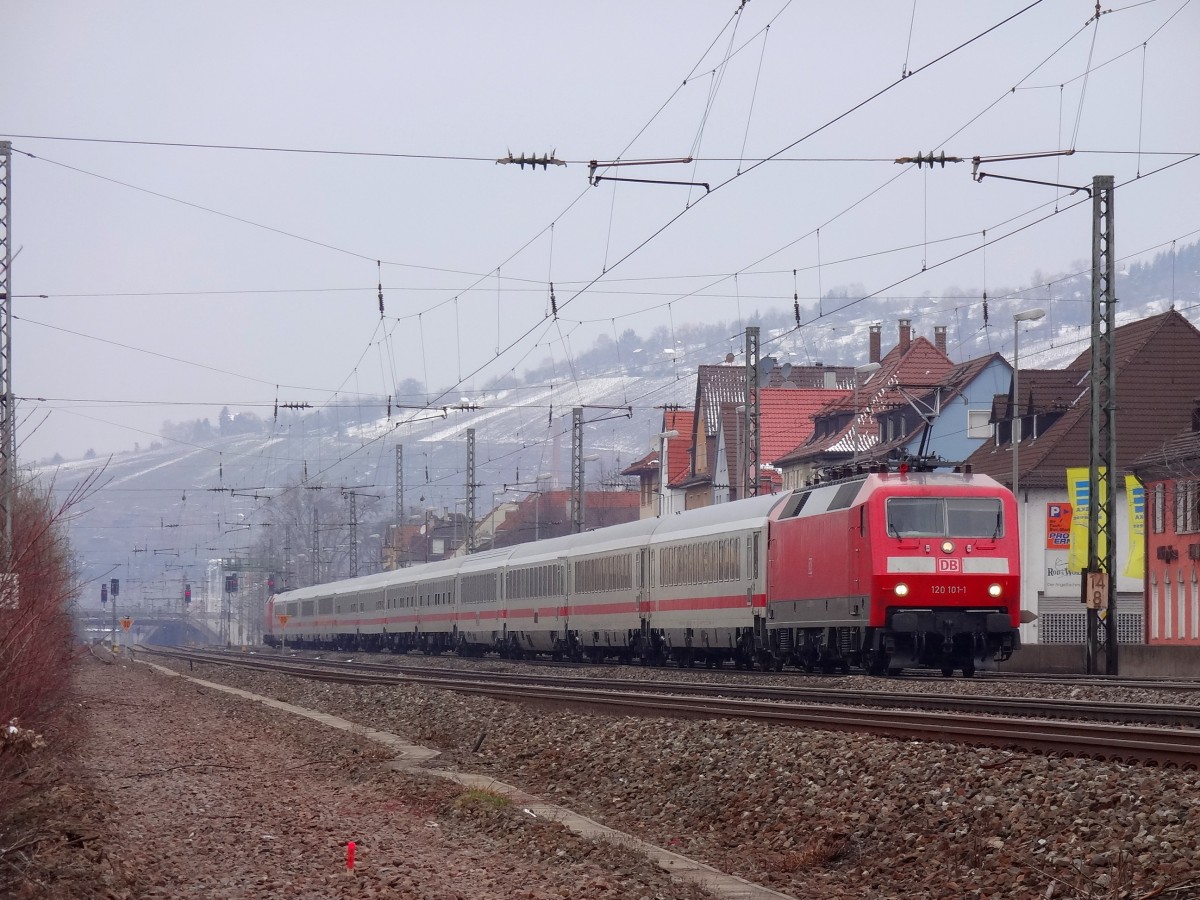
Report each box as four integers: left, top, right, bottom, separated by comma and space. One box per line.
144, 647, 1200, 727
139, 646, 1200, 767
280, 644, 1200, 693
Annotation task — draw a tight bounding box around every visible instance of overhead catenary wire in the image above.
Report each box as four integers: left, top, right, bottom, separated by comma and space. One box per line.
30, 0, 1054, 470
19, 2, 1198, 547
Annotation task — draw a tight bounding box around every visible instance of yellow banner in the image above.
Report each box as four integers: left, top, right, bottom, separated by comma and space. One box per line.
1066, 467, 1107, 573
1124, 474, 1145, 579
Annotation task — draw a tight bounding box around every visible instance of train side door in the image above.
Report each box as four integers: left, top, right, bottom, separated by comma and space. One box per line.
557, 557, 569, 628
637, 548, 651, 618
852, 502, 870, 614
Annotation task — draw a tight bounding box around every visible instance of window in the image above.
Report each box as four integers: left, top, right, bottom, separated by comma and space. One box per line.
574, 554, 633, 593
462, 573, 495, 604
967, 409, 992, 440
1153, 483, 1165, 534
886, 496, 1003, 538
828, 481, 861, 511
1177, 481, 1200, 535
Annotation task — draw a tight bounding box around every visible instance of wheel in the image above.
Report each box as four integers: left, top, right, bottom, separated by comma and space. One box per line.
961, 665, 976, 678
941, 667, 954, 677
886, 667, 903, 677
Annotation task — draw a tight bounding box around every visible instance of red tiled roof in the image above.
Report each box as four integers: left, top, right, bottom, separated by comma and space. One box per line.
774, 335, 954, 466
759, 388, 849, 460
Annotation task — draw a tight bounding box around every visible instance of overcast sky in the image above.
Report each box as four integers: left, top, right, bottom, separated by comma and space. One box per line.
4, 0, 1198, 463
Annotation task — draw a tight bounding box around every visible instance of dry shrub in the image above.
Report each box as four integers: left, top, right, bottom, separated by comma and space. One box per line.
762, 833, 852, 873
1, 469, 100, 796
455, 787, 512, 811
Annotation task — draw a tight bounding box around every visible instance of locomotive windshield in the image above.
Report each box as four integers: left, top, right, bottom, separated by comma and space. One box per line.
886, 496, 1004, 538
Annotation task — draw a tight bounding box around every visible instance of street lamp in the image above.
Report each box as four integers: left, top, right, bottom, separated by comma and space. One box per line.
852, 363, 881, 463
1012, 308, 1046, 497
657, 430, 679, 517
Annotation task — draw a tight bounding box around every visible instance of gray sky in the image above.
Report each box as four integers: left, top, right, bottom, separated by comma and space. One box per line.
4, 0, 1198, 463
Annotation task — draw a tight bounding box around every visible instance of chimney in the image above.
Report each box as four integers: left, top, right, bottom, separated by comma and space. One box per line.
869, 324, 882, 364
934, 325, 947, 356
898, 319, 912, 354
824, 369, 837, 389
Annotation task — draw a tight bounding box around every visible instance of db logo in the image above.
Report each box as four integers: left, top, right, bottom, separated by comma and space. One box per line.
937, 558, 961, 573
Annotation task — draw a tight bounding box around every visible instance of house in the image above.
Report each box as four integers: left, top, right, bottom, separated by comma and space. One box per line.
490, 489, 640, 546
1131, 398, 1200, 646
672, 356, 861, 508
674, 363, 748, 509
711, 387, 847, 502
621, 409, 696, 519
772, 320, 964, 486
964, 309, 1200, 645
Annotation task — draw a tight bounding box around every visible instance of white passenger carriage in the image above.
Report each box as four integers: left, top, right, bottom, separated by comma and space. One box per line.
643, 493, 777, 665
266, 491, 790, 665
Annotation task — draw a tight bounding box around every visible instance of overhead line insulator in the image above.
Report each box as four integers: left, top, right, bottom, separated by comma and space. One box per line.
496, 149, 566, 170
895, 151, 962, 168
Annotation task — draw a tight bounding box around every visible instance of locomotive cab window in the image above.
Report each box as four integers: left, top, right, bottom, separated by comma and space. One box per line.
886, 497, 1004, 538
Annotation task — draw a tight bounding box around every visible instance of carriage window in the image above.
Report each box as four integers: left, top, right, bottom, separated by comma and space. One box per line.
886, 497, 1003, 538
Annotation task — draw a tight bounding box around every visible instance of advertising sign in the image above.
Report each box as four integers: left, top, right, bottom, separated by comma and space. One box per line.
1044, 503, 1075, 596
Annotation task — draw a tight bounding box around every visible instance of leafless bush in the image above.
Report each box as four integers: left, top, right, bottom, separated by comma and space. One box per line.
1, 468, 102, 790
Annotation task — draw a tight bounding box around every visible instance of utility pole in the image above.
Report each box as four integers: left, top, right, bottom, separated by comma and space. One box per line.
742, 326, 761, 498
395, 444, 404, 522
571, 408, 585, 533
283, 525, 292, 590
0, 141, 14, 575
345, 490, 358, 577
311, 509, 319, 584
465, 428, 477, 553
1087, 175, 1118, 676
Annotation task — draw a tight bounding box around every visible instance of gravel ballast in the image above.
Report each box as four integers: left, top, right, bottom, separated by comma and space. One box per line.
8, 651, 1200, 899
4, 656, 715, 899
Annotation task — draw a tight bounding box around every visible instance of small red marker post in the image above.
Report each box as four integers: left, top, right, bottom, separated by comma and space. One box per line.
346, 841, 356, 871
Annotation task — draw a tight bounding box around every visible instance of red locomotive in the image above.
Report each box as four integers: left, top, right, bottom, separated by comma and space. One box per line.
766, 465, 1020, 676
265, 464, 1020, 676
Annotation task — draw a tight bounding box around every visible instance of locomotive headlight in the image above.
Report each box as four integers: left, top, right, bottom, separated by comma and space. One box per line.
988, 583, 1003, 598
941, 540, 955, 554
894, 582, 910, 597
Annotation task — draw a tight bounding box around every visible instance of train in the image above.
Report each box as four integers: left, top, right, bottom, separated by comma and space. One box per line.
264, 466, 1022, 676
